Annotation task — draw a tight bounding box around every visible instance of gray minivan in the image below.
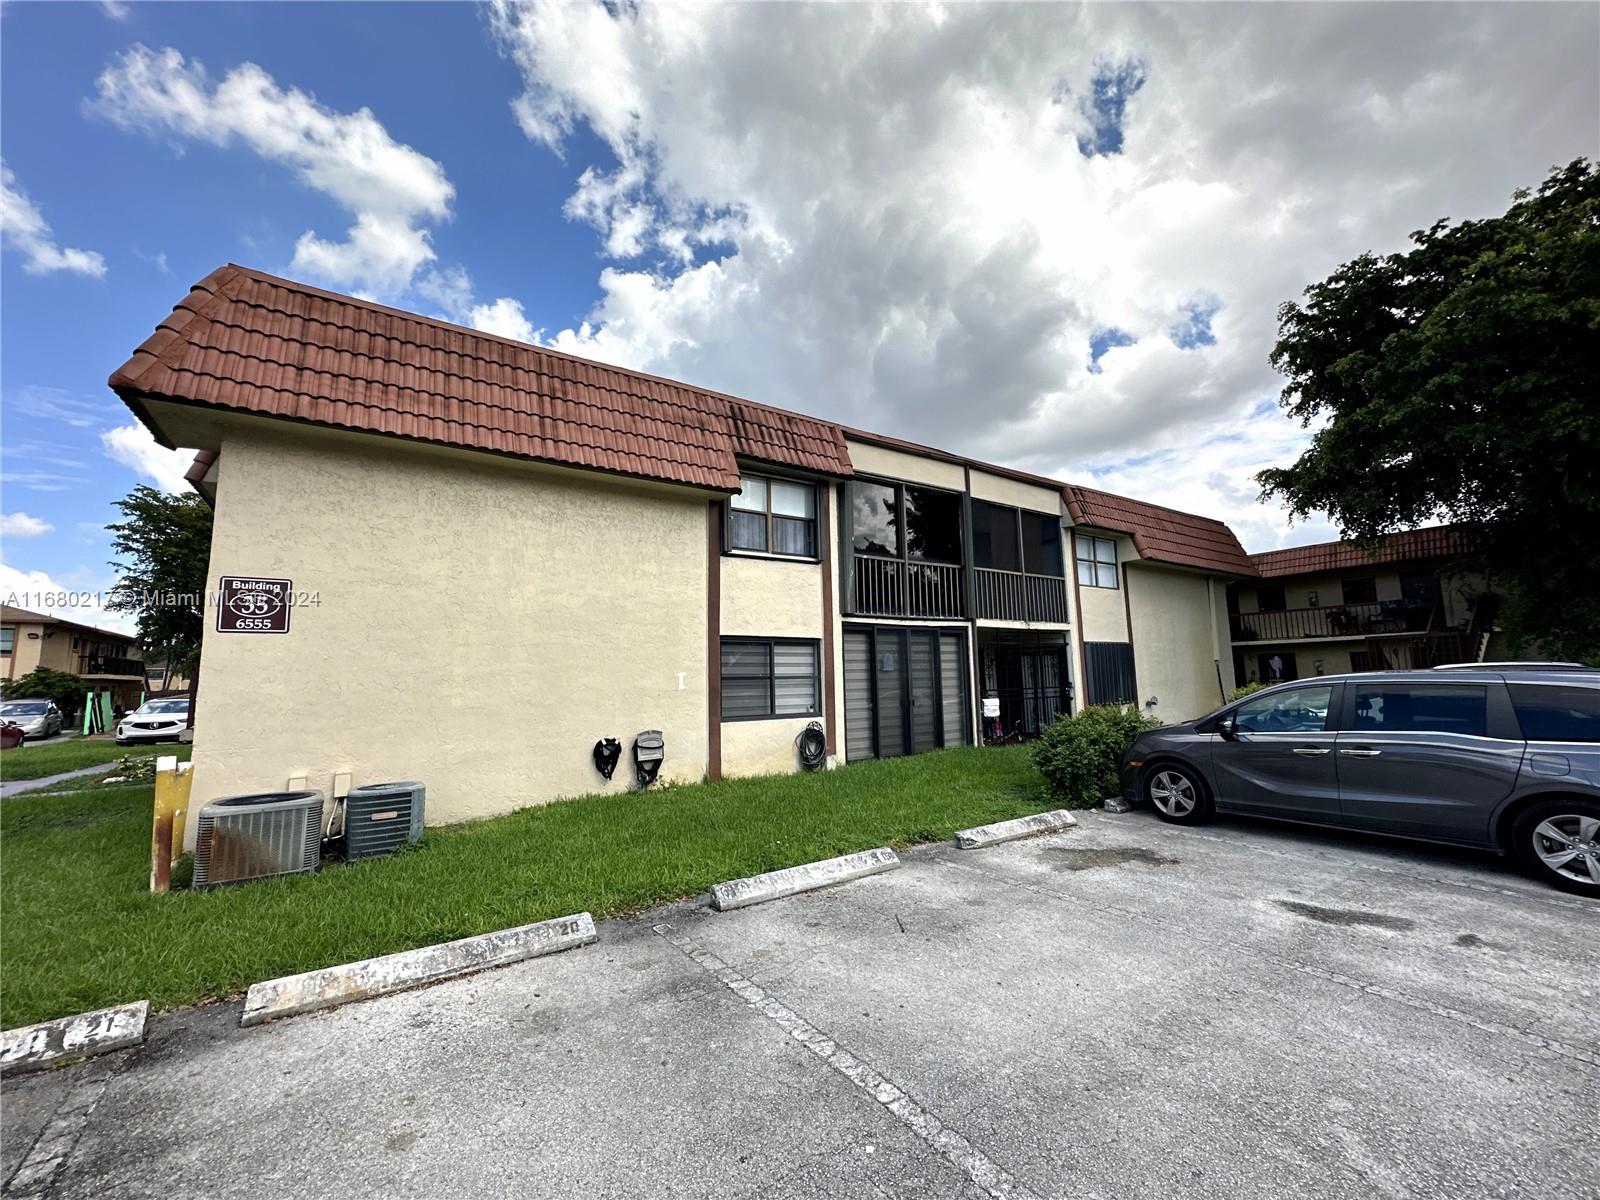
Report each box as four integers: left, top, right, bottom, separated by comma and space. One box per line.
1117, 668, 1600, 896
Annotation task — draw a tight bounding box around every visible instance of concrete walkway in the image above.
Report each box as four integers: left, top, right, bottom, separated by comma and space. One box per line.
0, 764, 112, 800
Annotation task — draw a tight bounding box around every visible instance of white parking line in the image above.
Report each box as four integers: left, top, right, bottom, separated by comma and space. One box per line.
653, 922, 1042, 1200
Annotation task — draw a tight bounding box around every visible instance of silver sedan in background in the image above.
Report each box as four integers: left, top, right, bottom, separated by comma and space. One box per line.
0, 699, 64, 739
116, 698, 190, 745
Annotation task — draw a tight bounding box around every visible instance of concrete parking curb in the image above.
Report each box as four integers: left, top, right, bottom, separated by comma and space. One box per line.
710, 848, 899, 911
240, 912, 597, 1027
954, 809, 1078, 849
0, 1002, 149, 1076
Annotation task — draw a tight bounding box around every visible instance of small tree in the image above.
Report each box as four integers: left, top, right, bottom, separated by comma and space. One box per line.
1031, 705, 1160, 809
2, 667, 89, 716
105, 485, 212, 675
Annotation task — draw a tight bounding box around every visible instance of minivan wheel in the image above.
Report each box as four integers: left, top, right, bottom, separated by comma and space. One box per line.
1512, 797, 1600, 897
1145, 764, 1212, 825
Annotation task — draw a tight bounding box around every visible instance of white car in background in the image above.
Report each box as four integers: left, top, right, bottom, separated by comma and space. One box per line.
116, 698, 190, 745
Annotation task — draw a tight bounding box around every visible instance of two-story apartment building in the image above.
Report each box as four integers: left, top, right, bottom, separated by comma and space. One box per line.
1227, 526, 1492, 684
0, 604, 147, 709
110, 265, 1253, 834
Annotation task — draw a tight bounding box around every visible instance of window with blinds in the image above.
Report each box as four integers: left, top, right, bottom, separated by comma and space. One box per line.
720, 638, 821, 720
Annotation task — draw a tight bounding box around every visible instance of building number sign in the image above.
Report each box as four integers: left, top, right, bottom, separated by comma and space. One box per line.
216, 576, 293, 634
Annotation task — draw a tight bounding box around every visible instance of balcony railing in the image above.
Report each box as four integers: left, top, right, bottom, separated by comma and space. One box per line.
975, 569, 1070, 623
851, 554, 964, 619
80, 654, 146, 677
1232, 601, 1434, 643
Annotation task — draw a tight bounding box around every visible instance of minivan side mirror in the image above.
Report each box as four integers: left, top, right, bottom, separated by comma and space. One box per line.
1217, 715, 1238, 741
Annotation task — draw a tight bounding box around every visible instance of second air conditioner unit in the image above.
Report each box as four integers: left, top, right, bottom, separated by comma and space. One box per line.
344, 781, 426, 861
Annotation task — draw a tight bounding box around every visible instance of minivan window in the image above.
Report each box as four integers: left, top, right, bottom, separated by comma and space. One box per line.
1235, 685, 1333, 734
1353, 684, 1486, 736
1509, 684, 1600, 743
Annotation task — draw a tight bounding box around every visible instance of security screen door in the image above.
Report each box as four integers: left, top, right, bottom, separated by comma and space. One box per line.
843, 626, 969, 759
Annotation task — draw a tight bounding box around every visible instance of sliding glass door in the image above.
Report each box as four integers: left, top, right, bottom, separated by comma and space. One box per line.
843, 626, 970, 760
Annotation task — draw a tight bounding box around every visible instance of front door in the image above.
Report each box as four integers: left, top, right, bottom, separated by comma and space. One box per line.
1336, 681, 1521, 843
1212, 682, 1341, 822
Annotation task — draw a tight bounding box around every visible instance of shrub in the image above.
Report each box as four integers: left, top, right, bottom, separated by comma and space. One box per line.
1229, 682, 1265, 701
105, 755, 157, 783
1031, 705, 1161, 809
1, 667, 88, 717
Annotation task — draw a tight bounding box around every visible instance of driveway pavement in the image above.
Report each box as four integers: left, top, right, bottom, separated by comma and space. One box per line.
4, 810, 1596, 1199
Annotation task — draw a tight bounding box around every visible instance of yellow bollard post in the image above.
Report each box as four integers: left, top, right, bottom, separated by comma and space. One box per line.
151, 756, 194, 893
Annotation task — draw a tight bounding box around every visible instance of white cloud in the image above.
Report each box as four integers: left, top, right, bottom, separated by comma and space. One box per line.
0, 162, 108, 277
101, 0, 131, 19
0, 560, 136, 636
489, 2, 1598, 550
101, 424, 195, 494
1, 513, 54, 539
91, 45, 455, 295
468, 296, 538, 343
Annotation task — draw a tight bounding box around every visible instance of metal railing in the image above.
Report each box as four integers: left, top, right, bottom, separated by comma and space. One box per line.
974, 569, 1069, 623
851, 555, 964, 619
80, 654, 146, 677
1231, 601, 1434, 643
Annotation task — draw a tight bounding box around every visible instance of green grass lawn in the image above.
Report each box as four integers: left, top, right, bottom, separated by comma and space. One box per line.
0, 738, 192, 782
0, 746, 1044, 1028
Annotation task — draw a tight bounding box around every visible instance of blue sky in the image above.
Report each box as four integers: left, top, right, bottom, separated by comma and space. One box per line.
3, 2, 1595, 633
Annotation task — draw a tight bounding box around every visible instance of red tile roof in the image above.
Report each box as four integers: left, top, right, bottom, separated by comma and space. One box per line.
1250, 525, 1472, 578
110, 265, 851, 492
1064, 485, 1256, 577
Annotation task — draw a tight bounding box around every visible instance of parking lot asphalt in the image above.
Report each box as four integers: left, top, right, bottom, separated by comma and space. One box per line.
4, 810, 1597, 1200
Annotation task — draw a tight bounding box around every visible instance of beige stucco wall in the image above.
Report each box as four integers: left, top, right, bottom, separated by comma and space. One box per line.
3, 622, 46, 679
187, 423, 712, 843
718, 485, 832, 778
844, 440, 965, 491
968, 469, 1061, 515
1070, 530, 1133, 642
1126, 565, 1229, 722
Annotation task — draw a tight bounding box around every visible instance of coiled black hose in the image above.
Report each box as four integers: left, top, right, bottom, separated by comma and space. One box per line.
796, 721, 828, 771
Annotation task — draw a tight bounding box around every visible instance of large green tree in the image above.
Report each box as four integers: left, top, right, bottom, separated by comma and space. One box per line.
105, 486, 213, 674
1259, 159, 1600, 661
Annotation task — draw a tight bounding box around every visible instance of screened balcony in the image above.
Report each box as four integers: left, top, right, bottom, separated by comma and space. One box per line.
971, 501, 1069, 623
846, 479, 965, 618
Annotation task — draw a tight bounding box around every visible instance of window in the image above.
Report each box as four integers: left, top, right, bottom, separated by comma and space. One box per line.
1353, 684, 1487, 736
1509, 685, 1600, 743
1022, 513, 1064, 576
729, 474, 817, 558
1075, 535, 1118, 588
972, 501, 1020, 572
1254, 584, 1286, 612
1235, 685, 1333, 733
0, 627, 12, 656
720, 638, 820, 720
1348, 651, 1372, 674
1341, 576, 1378, 605
1085, 641, 1136, 705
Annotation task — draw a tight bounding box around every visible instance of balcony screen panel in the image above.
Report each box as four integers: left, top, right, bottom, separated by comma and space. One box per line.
844, 630, 875, 760
1022, 514, 1063, 576
730, 510, 768, 552
904, 486, 962, 564
850, 482, 900, 556
972, 501, 1020, 572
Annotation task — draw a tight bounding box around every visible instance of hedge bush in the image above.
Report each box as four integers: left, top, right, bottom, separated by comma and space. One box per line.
1229, 682, 1264, 701
1031, 704, 1161, 808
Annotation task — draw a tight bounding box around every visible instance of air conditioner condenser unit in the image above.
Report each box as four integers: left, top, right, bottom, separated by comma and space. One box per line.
193, 791, 324, 888
344, 781, 425, 861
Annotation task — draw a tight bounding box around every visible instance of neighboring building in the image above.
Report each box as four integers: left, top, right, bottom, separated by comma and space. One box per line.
0, 604, 147, 709
108, 265, 1253, 835
1228, 527, 1494, 684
